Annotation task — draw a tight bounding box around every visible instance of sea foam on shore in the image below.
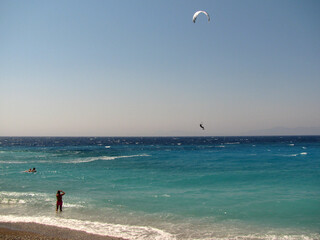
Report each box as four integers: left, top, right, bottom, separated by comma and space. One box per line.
0, 216, 174, 240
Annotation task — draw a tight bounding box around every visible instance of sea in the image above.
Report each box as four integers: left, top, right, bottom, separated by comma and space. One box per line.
0, 136, 319, 240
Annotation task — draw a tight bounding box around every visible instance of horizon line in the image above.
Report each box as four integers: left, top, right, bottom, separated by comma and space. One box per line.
1, 135, 320, 138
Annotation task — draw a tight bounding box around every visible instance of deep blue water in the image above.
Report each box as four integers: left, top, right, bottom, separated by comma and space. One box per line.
0, 136, 319, 239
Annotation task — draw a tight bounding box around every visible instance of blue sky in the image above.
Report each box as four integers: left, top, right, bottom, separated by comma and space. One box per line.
1, 0, 319, 136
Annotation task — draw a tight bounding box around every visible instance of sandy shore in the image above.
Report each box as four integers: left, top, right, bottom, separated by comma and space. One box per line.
0, 222, 126, 240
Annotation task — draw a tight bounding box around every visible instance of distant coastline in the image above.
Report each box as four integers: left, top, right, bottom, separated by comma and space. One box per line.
242, 126, 320, 136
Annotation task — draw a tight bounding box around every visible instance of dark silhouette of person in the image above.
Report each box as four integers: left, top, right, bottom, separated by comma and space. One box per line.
56, 190, 65, 212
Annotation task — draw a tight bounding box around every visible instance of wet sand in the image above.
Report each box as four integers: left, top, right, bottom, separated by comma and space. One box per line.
0, 222, 126, 240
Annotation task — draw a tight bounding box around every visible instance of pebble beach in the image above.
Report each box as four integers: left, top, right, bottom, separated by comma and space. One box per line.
0, 223, 125, 240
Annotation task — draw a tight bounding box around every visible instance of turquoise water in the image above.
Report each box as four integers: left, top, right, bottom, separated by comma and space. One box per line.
0, 136, 319, 239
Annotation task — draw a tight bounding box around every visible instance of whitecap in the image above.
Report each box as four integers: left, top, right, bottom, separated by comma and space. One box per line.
162, 194, 171, 198
105, 146, 111, 148
2, 161, 28, 164
65, 154, 150, 164
63, 203, 84, 208
0, 191, 49, 198
300, 152, 307, 155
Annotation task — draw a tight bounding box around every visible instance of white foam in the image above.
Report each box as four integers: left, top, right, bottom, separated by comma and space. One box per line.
63, 203, 84, 208
1, 161, 28, 164
0, 191, 48, 198
0, 191, 51, 206
162, 194, 171, 198
278, 153, 308, 157
105, 146, 111, 148
153, 194, 171, 198
0, 215, 176, 240
208, 234, 320, 240
66, 154, 150, 164
3, 160, 52, 164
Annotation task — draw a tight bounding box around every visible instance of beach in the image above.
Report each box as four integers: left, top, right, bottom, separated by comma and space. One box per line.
0, 222, 125, 240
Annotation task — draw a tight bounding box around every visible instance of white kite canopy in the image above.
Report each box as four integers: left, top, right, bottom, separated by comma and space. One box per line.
192, 11, 210, 23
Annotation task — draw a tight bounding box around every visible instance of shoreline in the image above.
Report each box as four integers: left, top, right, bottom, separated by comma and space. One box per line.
0, 222, 126, 240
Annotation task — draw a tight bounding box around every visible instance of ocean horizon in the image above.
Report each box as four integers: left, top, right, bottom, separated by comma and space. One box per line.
1, 136, 319, 239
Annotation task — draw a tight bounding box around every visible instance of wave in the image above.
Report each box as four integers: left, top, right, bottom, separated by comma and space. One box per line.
0, 215, 318, 240
0, 215, 175, 240
1, 154, 150, 164
1, 198, 26, 204
1, 160, 58, 164
0, 191, 49, 198
65, 154, 150, 164
208, 234, 320, 240
62, 203, 84, 208
0, 191, 51, 205
0, 161, 28, 164
288, 154, 299, 157
278, 152, 308, 157
0, 191, 85, 208
153, 194, 171, 198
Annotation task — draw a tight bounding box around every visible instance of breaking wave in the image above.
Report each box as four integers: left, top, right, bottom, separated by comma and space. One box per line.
65, 154, 150, 164
0, 215, 175, 240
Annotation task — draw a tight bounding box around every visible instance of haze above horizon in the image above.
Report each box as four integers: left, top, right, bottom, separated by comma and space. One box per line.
1, 0, 319, 136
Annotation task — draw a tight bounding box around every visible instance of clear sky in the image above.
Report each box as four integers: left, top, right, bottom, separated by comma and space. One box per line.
1, 0, 319, 136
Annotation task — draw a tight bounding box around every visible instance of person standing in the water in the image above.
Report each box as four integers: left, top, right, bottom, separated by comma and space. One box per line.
56, 190, 65, 212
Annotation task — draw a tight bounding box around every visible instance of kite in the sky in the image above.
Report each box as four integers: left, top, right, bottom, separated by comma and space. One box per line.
200, 123, 205, 130
193, 11, 210, 23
